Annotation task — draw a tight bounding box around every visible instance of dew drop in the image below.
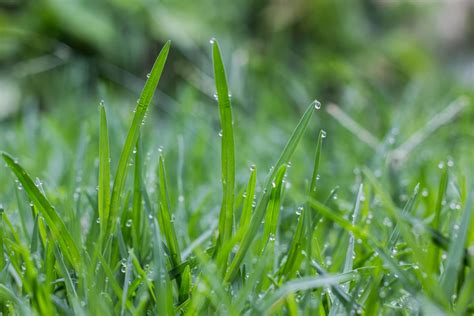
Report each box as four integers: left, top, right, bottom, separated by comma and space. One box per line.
313, 100, 321, 110
296, 207, 303, 216
209, 38, 216, 44
218, 130, 223, 137
321, 130, 327, 138
126, 219, 133, 227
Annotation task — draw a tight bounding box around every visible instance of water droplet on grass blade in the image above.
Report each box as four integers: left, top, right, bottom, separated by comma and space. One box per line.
296, 207, 303, 216
313, 99, 321, 110
321, 130, 327, 138
209, 38, 216, 44
126, 219, 132, 227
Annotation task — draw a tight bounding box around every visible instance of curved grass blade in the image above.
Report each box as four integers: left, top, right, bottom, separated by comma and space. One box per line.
2, 153, 80, 268
212, 40, 236, 256
257, 273, 355, 314
108, 41, 171, 236
225, 100, 318, 283
98, 104, 111, 239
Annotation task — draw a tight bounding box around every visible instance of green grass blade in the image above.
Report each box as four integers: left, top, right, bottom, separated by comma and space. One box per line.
278, 205, 305, 279
98, 104, 111, 239
108, 40, 171, 236
309, 130, 324, 195
329, 183, 363, 316
225, 100, 318, 283
257, 273, 355, 314
430, 166, 448, 274
0, 208, 5, 270
440, 186, 473, 300
260, 164, 286, 253
2, 153, 81, 268
239, 166, 257, 232
455, 268, 474, 316
212, 40, 236, 254
157, 155, 182, 269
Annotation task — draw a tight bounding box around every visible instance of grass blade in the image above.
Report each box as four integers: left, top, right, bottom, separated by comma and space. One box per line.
258, 273, 355, 314
157, 155, 182, 269
440, 186, 473, 299
98, 104, 111, 239
238, 166, 257, 232
108, 41, 171, 236
225, 100, 318, 283
2, 153, 81, 268
260, 164, 286, 253
212, 40, 236, 257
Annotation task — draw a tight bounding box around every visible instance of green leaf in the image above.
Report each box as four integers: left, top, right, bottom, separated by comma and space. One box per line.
212, 40, 236, 256
98, 104, 111, 239
258, 273, 355, 314
225, 100, 318, 283
440, 187, 473, 299
108, 40, 171, 236
260, 164, 286, 253
238, 166, 257, 232
2, 153, 81, 269
157, 155, 182, 269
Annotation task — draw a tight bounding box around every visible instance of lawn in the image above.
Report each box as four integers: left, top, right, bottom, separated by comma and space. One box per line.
0, 1, 473, 315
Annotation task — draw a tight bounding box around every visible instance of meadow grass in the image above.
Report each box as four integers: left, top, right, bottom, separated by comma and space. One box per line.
0, 40, 473, 315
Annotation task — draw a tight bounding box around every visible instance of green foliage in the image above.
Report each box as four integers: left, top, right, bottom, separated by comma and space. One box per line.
0, 36, 473, 315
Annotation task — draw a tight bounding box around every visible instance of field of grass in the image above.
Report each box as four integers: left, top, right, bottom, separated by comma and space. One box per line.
1, 1, 474, 315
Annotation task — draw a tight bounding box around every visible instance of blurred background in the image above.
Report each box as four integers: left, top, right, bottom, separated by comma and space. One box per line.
0, 0, 473, 222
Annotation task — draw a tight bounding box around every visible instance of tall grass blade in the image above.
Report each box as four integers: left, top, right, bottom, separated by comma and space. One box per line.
98, 104, 111, 239
212, 40, 236, 256
108, 41, 171, 236
225, 100, 318, 283
2, 153, 81, 268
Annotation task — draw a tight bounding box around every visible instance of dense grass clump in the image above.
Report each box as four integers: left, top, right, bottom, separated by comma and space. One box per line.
0, 40, 473, 315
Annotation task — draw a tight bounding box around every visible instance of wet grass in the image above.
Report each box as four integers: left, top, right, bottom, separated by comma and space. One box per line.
0, 40, 473, 315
